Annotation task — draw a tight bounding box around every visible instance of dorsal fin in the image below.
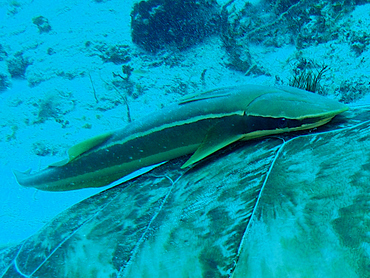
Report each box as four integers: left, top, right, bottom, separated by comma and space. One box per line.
50, 132, 114, 167
68, 132, 113, 160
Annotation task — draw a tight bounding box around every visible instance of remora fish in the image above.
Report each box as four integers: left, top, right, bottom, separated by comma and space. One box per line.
14, 85, 348, 191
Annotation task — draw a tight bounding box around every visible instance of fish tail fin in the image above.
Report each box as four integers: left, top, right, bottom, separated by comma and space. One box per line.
13, 169, 32, 187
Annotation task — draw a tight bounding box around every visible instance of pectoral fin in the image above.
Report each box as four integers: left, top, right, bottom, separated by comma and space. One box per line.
50, 132, 114, 167
181, 121, 245, 169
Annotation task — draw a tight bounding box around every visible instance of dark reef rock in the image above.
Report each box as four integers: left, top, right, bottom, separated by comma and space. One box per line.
337, 77, 370, 103
32, 16, 52, 34
131, 0, 221, 52
221, 0, 361, 50
0, 73, 10, 91
7, 54, 32, 78
98, 44, 131, 64
85, 42, 132, 65
0, 44, 8, 61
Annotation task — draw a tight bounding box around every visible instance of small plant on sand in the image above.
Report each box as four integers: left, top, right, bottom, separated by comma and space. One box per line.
289, 58, 329, 95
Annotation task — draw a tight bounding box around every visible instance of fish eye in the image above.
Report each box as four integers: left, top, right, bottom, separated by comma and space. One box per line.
278, 118, 288, 128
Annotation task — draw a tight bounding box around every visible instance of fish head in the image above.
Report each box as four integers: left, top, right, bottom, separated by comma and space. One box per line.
241, 86, 348, 139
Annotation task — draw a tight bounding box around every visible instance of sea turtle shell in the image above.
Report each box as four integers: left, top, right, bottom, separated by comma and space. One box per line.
1, 106, 370, 278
